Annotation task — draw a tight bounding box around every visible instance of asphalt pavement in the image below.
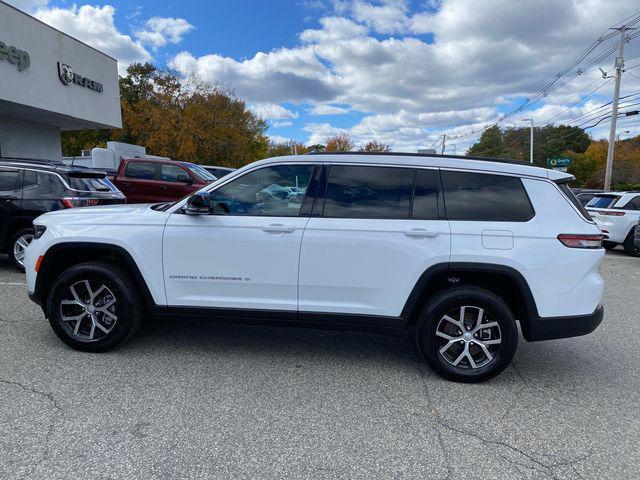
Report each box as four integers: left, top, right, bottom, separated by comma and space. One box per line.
1, 250, 638, 479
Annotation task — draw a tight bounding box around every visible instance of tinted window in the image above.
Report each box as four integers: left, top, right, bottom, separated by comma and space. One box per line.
186, 164, 216, 181
161, 164, 190, 183
209, 164, 315, 216
586, 195, 620, 209
441, 170, 534, 221
324, 165, 413, 219
623, 196, 640, 210
0, 169, 21, 192
22, 171, 66, 197
412, 169, 441, 219
65, 176, 114, 191
125, 162, 156, 180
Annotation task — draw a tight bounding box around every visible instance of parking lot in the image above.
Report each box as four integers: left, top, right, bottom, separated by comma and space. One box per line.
0, 251, 637, 480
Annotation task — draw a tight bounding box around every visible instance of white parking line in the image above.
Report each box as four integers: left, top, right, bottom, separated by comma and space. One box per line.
0, 282, 27, 286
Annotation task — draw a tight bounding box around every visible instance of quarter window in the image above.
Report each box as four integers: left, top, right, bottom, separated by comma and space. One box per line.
125, 162, 156, 180
209, 164, 315, 216
441, 170, 534, 221
324, 165, 414, 219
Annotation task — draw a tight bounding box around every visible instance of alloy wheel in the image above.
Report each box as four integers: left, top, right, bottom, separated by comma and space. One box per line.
12, 233, 34, 268
435, 305, 502, 370
58, 280, 118, 342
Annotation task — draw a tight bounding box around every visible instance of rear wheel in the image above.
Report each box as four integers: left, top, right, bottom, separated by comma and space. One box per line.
46, 262, 143, 352
8, 227, 35, 272
623, 231, 640, 257
602, 240, 617, 251
415, 286, 518, 383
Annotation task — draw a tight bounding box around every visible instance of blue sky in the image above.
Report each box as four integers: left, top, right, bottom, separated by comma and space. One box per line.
9, 0, 640, 151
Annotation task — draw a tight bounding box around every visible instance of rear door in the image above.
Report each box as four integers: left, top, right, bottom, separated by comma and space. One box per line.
298, 164, 450, 319
118, 161, 160, 203
0, 167, 23, 250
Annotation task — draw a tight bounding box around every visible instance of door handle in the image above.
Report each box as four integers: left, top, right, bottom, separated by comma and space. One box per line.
262, 224, 296, 233
403, 228, 438, 238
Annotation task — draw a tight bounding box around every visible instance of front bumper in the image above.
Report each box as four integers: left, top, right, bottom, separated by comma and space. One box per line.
524, 304, 604, 341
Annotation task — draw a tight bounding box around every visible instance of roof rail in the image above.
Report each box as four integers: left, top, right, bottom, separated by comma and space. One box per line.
0, 156, 65, 166
306, 151, 531, 166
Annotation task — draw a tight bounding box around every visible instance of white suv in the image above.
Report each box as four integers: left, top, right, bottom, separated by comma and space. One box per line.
586, 192, 640, 256
24, 153, 605, 382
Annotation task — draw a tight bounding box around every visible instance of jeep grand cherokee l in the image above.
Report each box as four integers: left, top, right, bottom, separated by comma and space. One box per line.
24, 153, 605, 382
0, 158, 125, 271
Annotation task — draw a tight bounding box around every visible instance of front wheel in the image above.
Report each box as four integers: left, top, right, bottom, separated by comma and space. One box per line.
415, 286, 518, 383
46, 262, 143, 352
9, 228, 34, 272
623, 231, 640, 257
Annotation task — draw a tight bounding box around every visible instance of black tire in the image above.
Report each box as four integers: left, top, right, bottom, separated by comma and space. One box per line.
46, 262, 143, 352
602, 241, 617, 251
8, 227, 35, 272
623, 231, 640, 257
415, 286, 518, 383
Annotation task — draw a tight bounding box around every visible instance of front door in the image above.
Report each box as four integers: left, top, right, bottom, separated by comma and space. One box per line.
0, 167, 23, 250
163, 163, 317, 311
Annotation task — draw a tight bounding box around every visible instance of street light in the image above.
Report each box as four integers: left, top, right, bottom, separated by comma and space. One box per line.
522, 118, 534, 164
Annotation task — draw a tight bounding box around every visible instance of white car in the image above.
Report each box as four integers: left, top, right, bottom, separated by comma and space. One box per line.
24, 153, 605, 382
586, 192, 640, 256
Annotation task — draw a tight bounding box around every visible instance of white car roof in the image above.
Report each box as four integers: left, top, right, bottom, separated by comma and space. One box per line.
241, 153, 571, 181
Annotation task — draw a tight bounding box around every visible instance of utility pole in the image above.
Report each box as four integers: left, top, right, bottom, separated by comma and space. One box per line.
604, 26, 629, 191
522, 118, 534, 164
441, 134, 446, 155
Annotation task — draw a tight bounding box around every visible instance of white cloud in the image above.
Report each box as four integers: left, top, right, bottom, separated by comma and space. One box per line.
300, 16, 367, 43
136, 16, 194, 49
272, 120, 294, 128
351, 0, 410, 34
250, 103, 299, 120
34, 5, 151, 68
5, 0, 48, 13
309, 104, 350, 115
269, 134, 295, 144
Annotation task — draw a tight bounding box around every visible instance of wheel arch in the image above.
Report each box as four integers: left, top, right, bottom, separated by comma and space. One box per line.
402, 262, 540, 340
34, 242, 156, 316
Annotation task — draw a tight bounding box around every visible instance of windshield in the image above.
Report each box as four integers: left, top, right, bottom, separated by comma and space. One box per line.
586, 195, 620, 209
65, 175, 116, 192
186, 164, 217, 181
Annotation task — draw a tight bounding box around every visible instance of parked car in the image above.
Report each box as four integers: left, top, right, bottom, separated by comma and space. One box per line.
572, 188, 604, 206
634, 220, 640, 250
203, 165, 235, 178
586, 192, 640, 256
25, 153, 604, 383
0, 157, 125, 271
112, 158, 216, 203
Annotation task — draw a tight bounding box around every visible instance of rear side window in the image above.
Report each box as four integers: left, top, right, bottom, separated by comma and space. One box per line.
324, 165, 413, 219
125, 162, 156, 180
0, 168, 21, 192
22, 171, 66, 197
620, 195, 640, 211
586, 195, 620, 209
557, 183, 592, 221
441, 170, 534, 222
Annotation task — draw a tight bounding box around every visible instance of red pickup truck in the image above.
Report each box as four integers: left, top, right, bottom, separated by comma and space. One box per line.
112, 158, 217, 203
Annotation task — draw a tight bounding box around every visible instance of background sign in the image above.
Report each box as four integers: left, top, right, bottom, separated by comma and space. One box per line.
547, 157, 572, 168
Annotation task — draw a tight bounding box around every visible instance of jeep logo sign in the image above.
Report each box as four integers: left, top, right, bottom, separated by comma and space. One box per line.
0, 40, 30, 71
57, 62, 103, 93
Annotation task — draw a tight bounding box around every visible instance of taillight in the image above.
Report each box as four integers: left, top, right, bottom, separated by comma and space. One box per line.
557, 234, 603, 249
60, 197, 100, 209
597, 210, 625, 216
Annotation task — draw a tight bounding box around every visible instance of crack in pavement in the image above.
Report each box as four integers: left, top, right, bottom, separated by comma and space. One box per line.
0, 379, 62, 480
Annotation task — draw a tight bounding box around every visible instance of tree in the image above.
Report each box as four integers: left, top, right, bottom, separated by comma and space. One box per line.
467, 126, 506, 158
267, 140, 309, 157
325, 133, 354, 152
61, 63, 270, 167
359, 140, 391, 152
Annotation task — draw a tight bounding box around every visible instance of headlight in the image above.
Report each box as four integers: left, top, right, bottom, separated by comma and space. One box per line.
33, 225, 47, 239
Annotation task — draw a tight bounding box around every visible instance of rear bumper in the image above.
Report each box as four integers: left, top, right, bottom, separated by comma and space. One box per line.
524, 304, 604, 341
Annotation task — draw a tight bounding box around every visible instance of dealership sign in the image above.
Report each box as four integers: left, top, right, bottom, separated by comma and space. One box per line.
547, 157, 572, 168
57, 62, 103, 93
0, 40, 30, 71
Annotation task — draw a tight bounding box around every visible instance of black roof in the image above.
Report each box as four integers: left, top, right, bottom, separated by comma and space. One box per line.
307, 151, 531, 166
0, 157, 107, 176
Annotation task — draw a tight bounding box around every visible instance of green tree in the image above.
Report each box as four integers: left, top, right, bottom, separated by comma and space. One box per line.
359, 140, 391, 152
467, 126, 506, 158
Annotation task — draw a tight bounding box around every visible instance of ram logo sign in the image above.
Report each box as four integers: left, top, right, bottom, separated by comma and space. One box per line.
57, 61, 103, 93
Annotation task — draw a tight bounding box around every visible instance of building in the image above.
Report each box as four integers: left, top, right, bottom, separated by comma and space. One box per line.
0, 1, 121, 160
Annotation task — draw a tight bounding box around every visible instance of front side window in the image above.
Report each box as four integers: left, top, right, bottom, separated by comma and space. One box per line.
209, 164, 315, 216
323, 165, 413, 219
0, 168, 21, 192
161, 164, 191, 183
125, 162, 156, 180
441, 170, 534, 222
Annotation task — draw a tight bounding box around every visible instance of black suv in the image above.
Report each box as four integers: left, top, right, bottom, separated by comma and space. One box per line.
0, 158, 125, 271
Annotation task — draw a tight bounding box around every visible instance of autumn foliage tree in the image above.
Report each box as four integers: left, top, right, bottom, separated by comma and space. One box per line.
62, 63, 269, 168
359, 140, 391, 152
324, 133, 354, 152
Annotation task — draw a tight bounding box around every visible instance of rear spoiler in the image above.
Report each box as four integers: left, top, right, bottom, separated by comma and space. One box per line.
63, 168, 109, 178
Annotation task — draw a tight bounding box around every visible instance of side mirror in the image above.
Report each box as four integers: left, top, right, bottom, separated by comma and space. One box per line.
184, 192, 211, 215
